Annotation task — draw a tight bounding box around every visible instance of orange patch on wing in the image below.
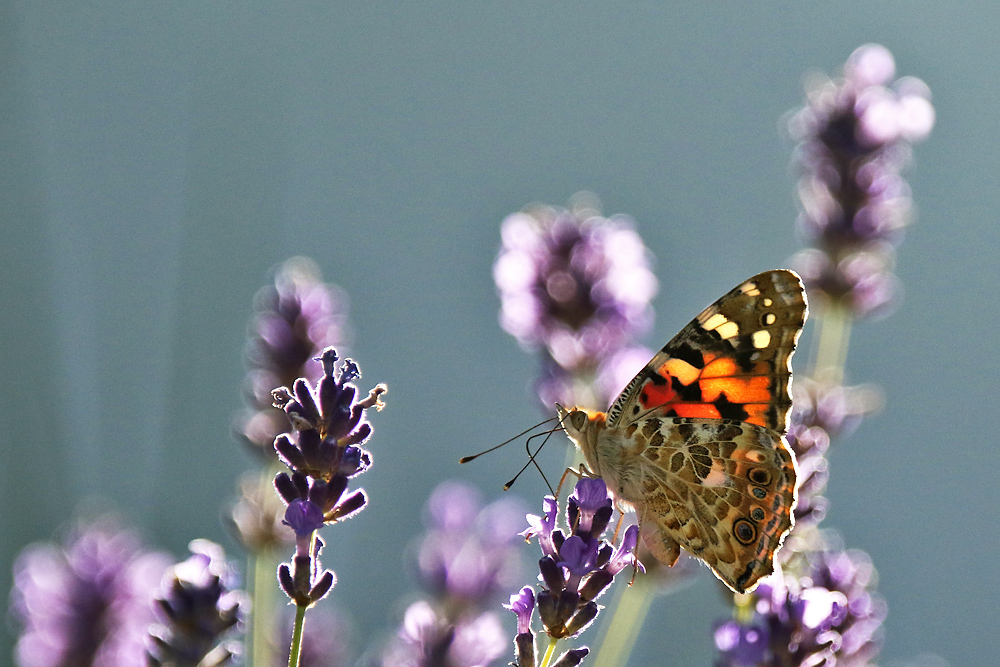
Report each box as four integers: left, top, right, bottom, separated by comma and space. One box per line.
673, 403, 722, 419
701, 376, 772, 404
741, 405, 769, 427
701, 355, 737, 378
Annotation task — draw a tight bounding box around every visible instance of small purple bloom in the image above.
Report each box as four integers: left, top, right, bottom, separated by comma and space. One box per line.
556, 536, 600, 582
505, 587, 536, 635
567, 478, 612, 538
283, 499, 326, 537
605, 524, 641, 577
522, 496, 559, 558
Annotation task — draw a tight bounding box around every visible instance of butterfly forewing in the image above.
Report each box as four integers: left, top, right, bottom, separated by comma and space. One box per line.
607, 269, 807, 434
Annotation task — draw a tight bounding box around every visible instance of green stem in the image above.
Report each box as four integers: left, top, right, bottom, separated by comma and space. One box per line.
538, 636, 560, 667
810, 301, 852, 382
250, 549, 277, 667
287, 604, 307, 667
591, 577, 654, 667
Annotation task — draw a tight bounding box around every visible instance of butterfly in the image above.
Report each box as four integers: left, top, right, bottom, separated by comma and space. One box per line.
558, 269, 807, 593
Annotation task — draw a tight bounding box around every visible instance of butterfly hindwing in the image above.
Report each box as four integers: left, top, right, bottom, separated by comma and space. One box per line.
628, 417, 797, 593
607, 269, 807, 434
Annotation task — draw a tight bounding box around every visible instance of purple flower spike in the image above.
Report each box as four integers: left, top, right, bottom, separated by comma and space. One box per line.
495, 194, 657, 409
416, 481, 526, 613
147, 540, 246, 666
11, 519, 171, 667
787, 44, 933, 318
519, 487, 636, 642
265, 350, 386, 610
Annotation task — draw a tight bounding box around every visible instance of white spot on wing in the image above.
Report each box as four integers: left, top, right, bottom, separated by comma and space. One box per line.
716, 320, 739, 339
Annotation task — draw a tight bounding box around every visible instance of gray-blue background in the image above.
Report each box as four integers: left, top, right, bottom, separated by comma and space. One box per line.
1, 3, 996, 665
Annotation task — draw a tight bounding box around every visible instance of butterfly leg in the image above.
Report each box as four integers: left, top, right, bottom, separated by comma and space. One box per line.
554, 464, 595, 501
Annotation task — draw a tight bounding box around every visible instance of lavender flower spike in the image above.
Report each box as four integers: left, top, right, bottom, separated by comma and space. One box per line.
495, 194, 657, 409
381, 480, 525, 667
268, 347, 385, 640
788, 44, 934, 318
510, 478, 639, 666
10, 518, 171, 667
147, 540, 247, 667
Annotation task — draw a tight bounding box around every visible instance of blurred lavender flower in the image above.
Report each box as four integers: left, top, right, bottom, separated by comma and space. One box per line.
381, 481, 526, 667
147, 540, 246, 667
714, 549, 885, 667
10, 519, 171, 667
784, 379, 882, 535
788, 43, 934, 318
494, 194, 657, 410
417, 481, 526, 614
805, 548, 886, 666
236, 256, 351, 458
509, 478, 640, 666
230, 473, 295, 554
271, 347, 386, 609
381, 600, 507, 667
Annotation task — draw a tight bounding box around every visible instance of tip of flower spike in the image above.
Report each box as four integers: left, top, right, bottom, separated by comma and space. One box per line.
316, 348, 339, 377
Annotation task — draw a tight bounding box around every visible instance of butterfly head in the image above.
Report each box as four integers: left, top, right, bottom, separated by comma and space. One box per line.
555, 403, 606, 469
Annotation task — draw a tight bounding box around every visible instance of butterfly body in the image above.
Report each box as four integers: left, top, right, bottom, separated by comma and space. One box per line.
558, 270, 807, 593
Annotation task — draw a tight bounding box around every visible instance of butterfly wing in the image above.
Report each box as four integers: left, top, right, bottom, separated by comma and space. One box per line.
628, 418, 797, 593
604, 270, 806, 592
607, 269, 807, 434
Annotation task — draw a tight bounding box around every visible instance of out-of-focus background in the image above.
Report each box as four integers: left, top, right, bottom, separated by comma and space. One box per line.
1, 3, 996, 665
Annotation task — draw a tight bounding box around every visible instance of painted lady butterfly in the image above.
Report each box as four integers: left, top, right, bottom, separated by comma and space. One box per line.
558, 270, 807, 593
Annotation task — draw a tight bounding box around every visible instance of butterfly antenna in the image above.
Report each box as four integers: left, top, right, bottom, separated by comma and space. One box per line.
458, 417, 557, 463
503, 425, 563, 494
